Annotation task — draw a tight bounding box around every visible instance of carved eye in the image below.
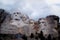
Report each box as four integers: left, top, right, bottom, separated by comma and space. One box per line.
14, 13, 15, 14
17, 12, 19, 14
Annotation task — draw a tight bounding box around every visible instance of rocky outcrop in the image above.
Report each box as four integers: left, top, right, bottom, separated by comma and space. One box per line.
0, 9, 18, 34
0, 9, 8, 25
0, 9, 60, 39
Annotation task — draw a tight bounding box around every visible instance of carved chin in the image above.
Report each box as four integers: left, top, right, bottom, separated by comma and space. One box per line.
10, 22, 17, 26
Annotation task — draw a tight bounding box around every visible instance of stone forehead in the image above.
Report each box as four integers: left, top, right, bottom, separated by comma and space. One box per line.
46, 17, 55, 22
13, 12, 22, 17
12, 12, 29, 19
38, 18, 47, 22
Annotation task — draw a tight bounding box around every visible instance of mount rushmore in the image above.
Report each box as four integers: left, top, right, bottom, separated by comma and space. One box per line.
0, 9, 60, 40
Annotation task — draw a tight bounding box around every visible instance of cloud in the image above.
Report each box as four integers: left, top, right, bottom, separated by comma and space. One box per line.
0, 0, 19, 11
0, 0, 60, 20
17, 0, 52, 20
45, 0, 60, 17
45, 0, 60, 5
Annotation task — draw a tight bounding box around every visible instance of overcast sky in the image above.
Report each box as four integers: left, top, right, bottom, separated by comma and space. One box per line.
0, 0, 60, 20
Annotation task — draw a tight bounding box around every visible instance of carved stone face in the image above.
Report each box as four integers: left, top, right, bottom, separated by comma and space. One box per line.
10, 12, 30, 28
39, 18, 58, 38
21, 14, 29, 21
38, 18, 51, 37
10, 12, 24, 27
11, 12, 22, 20
46, 17, 58, 28
29, 19, 35, 26
38, 18, 47, 27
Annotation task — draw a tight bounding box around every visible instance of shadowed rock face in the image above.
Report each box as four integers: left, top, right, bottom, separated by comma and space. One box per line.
46, 15, 59, 30
46, 15, 59, 23
47, 18, 58, 38
46, 15, 59, 36
0, 9, 11, 28
38, 18, 49, 38
0, 9, 18, 34
0, 9, 11, 34
0, 9, 9, 25
38, 17, 58, 38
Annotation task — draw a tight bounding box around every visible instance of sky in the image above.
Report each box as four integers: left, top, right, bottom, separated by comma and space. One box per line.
0, 0, 60, 20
